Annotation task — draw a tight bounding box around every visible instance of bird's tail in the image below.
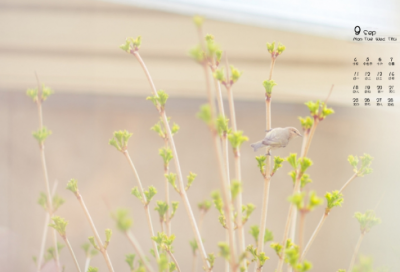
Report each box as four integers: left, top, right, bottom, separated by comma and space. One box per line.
250, 141, 264, 152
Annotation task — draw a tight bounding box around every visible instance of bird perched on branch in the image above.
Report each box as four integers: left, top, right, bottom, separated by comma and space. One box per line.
251, 127, 302, 155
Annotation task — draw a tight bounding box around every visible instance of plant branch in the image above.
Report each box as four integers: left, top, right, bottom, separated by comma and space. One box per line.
123, 151, 160, 259
37, 181, 58, 272
34, 73, 61, 272
84, 257, 91, 272
167, 250, 182, 272
301, 212, 328, 259
63, 237, 82, 272
75, 191, 115, 272
132, 51, 211, 270
299, 211, 306, 255
338, 173, 358, 194
126, 231, 155, 272
202, 60, 237, 271
347, 233, 365, 272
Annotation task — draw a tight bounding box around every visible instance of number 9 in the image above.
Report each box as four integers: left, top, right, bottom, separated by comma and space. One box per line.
354, 26, 361, 35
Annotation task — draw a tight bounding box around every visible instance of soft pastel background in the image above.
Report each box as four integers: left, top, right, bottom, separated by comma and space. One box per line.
1, 0, 400, 271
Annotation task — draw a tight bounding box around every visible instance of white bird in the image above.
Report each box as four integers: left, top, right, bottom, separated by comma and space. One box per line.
251, 127, 302, 155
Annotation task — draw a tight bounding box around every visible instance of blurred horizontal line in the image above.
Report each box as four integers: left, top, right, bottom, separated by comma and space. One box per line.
0, 46, 347, 67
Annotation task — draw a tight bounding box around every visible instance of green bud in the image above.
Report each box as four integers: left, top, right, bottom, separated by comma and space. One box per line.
198, 200, 212, 212
325, 190, 344, 210
38, 192, 47, 210
159, 147, 173, 167
87, 266, 99, 272
218, 242, 230, 260
32, 127, 52, 145
216, 115, 230, 135
171, 122, 180, 134
272, 156, 285, 175
228, 131, 249, 149
348, 155, 359, 170
109, 130, 132, 152
266, 42, 275, 54
285, 247, 299, 267
165, 173, 178, 192
88, 236, 97, 249
105, 228, 112, 243
49, 216, 68, 237
307, 191, 323, 210
277, 43, 286, 55
157, 253, 169, 271
131, 187, 142, 202
147, 90, 169, 109
189, 46, 204, 62
193, 15, 204, 27
169, 262, 176, 272
320, 102, 334, 120
125, 254, 136, 270
197, 104, 212, 126
230, 180, 242, 200
258, 252, 269, 266
211, 191, 224, 215
305, 100, 320, 117
264, 229, 274, 243
155, 201, 169, 220
207, 253, 215, 268
66, 179, 78, 194
249, 225, 259, 243
295, 261, 313, 272
288, 192, 304, 210
119, 39, 131, 52
263, 80, 277, 97
27, 88, 39, 102
53, 194, 65, 212
359, 154, 373, 176
144, 186, 157, 203
300, 173, 312, 188
286, 153, 298, 169
256, 155, 266, 175
243, 203, 256, 222
189, 239, 198, 255
114, 209, 132, 232
213, 68, 226, 82
171, 201, 179, 219
230, 65, 242, 83
151, 122, 165, 138
41, 85, 54, 101
81, 243, 90, 255
270, 242, 283, 257
299, 157, 313, 173
298, 116, 314, 131
186, 172, 197, 190
354, 210, 381, 233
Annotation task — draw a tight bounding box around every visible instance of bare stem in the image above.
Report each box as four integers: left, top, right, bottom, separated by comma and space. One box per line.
224, 54, 247, 272
192, 211, 206, 272
339, 173, 358, 194
64, 237, 82, 272
123, 151, 160, 259
164, 161, 172, 236
75, 192, 115, 272
299, 212, 306, 255
126, 231, 155, 272
84, 257, 91, 272
132, 51, 211, 270
168, 250, 182, 272
34, 73, 61, 272
37, 181, 58, 272
301, 213, 328, 259
348, 233, 365, 272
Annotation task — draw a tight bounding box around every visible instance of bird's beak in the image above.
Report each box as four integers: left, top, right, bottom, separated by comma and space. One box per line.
298, 133, 303, 137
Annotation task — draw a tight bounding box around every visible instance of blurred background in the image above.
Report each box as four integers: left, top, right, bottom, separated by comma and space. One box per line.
1, 0, 400, 271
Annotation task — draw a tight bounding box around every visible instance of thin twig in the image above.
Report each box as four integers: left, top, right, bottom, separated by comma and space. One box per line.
276, 86, 334, 272
37, 181, 58, 272
84, 257, 91, 272
63, 237, 82, 272
298, 212, 306, 255
224, 53, 247, 272
167, 250, 182, 272
347, 233, 365, 272
132, 51, 211, 270
192, 211, 206, 272
339, 173, 358, 194
75, 191, 115, 272
123, 151, 160, 259
301, 212, 328, 259
34, 73, 61, 272
126, 231, 155, 272
255, 55, 275, 272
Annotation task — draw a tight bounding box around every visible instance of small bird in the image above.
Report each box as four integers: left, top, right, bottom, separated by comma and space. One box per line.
251, 127, 302, 155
